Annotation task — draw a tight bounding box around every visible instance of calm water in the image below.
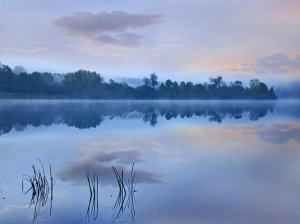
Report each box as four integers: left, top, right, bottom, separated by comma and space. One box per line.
0, 100, 300, 224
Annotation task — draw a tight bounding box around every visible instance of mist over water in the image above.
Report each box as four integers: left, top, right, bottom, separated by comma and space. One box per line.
0, 100, 300, 224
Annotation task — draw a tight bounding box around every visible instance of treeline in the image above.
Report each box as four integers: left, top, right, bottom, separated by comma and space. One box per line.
0, 64, 277, 99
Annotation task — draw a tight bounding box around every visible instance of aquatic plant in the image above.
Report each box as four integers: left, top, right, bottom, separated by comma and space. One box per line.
22, 159, 54, 222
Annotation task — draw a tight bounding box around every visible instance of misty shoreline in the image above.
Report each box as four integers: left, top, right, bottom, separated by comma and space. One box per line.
1, 65, 277, 100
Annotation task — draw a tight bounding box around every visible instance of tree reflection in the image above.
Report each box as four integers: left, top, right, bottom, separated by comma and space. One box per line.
0, 101, 275, 135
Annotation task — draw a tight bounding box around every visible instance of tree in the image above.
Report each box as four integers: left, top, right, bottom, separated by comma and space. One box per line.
232, 80, 243, 88
143, 73, 158, 89
0, 64, 14, 91
249, 79, 260, 89
209, 76, 223, 88
0, 63, 278, 99
143, 77, 151, 88
13, 66, 26, 75
150, 73, 158, 88
165, 79, 172, 88
62, 70, 103, 95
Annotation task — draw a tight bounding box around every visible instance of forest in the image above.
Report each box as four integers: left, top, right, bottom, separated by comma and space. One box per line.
0, 63, 277, 99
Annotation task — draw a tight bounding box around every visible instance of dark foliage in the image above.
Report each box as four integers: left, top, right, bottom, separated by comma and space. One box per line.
0, 64, 277, 99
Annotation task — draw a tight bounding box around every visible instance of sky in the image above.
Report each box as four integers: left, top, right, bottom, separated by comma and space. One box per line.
0, 0, 300, 84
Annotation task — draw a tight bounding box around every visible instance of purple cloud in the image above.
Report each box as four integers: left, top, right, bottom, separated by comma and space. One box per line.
240, 53, 300, 75
53, 11, 162, 47
97, 33, 142, 46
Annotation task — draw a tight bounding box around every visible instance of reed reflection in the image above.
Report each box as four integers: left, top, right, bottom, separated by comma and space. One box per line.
85, 170, 99, 222
112, 164, 137, 223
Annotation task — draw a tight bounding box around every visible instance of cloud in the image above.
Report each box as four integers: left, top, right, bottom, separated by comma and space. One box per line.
239, 53, 300, 75
96, 33, 142, 47
53, 11, 162, 47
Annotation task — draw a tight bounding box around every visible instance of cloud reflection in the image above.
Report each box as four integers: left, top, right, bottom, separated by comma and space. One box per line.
256, 123, 300, 144
57, 150, 162, 186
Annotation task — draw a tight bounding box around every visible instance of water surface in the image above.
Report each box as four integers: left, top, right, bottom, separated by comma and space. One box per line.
0, 100, 300, 224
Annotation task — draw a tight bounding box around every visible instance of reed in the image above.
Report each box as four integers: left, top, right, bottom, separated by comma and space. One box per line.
22, 159, 54, 222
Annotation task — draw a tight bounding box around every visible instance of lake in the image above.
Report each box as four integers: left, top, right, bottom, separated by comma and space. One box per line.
0, 100, 300, 224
